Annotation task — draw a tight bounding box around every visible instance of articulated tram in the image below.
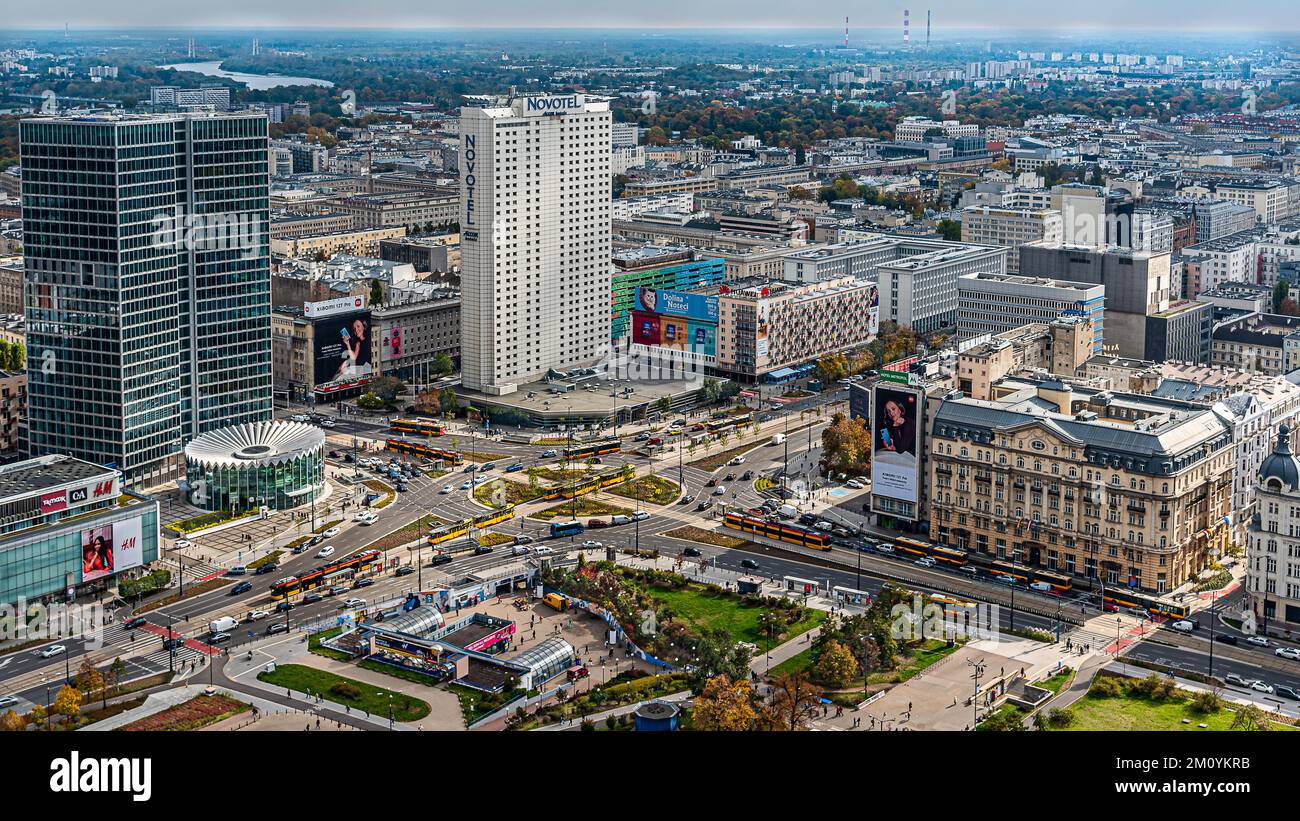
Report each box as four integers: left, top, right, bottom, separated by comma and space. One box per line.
723, 511, 831, 550
563, 440, 622, 460
1102, 589, 1189, 620
385, 437, 464, 465
270, 549, 383, 600
388, 418, 446, 437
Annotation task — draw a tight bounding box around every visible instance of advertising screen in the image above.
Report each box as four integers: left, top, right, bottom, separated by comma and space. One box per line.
635, 287, 718, 323
80, 524, 114, 583
313, 310, 374, 386
114, 516, 144, 574
867, 284, 880, 336
632, 311, 716, 357
631, 311, 662, 346
871, 385, 922, 506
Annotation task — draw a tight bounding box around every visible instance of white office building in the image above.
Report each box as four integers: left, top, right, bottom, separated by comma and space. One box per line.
459, 94, 612, 395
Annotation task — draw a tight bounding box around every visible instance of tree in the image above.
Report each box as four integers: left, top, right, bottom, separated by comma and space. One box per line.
686, 629, 752, 693
438, 387, 461, 416
766, 672, 823, 731
936, 218, 962, 241
413, 389, 441, 416
1274, 280, 1291, 313
978, 709, 1027, 731
815, 353, 849, 383
53, 684, 82, 725
369, 279, 386, 306
653, 396, 672, 415
821, 413, 873, 475
0, 710, 24, 731
75, 657, 104, 702
812, 639, 858, 688
692, 674, 759, 731
698, 378, 724, 405
370, 375, 406, 403
1280, 298, 1300, 317
432, 352, 454, 376
1230, 703, 1272, 731
357, 391, 386, 410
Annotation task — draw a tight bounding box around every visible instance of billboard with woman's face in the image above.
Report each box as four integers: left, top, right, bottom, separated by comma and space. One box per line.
871, 385, 922, 505
313, 310, 374, 385
81, 525, 114, 583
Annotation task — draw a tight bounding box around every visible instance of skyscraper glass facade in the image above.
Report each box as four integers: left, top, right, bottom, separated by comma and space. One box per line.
20, 113, 273, 487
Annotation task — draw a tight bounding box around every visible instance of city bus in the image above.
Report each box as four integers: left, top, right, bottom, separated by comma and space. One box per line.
428, 519, 472, 546
389, 418, 446, 437
549, 520, 585, 538
722, 511, 831, 550
1103, 589, 1189, 620
385, 437, 464, 466
563, 439, 622, 460
270, 549, 382, 600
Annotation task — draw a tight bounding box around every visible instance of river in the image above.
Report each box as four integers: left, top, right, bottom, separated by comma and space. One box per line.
157, 61, 333, 91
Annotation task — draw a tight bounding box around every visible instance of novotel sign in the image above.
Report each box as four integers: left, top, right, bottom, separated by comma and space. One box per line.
520, 95, 583, 115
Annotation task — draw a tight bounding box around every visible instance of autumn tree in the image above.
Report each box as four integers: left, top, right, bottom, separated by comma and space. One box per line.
1280, 298, 1300, 317
413, 390, 441, 416
0, 710, 25, 732
53, 684, 82, 726
766, 672, 823, 731
821, 413, 873, 474
692, 674, 759, 731
75, 657, 104, 703
1230, 703, 1272, 731
812, 639, 858, 688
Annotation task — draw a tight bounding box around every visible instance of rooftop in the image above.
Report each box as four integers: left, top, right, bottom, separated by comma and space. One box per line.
0, 454, 116, 501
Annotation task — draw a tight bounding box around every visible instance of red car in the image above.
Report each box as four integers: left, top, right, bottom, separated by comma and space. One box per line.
566, 664, 590, 681
587, 518, 609, 528
705, 478, 718, 487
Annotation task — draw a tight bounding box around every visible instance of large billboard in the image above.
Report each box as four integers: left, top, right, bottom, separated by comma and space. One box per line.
314, 309, 374, 386
80, 525, 114, 583
114, 516, 144, 574
635, 287, 718, 324
632, 311, 715, 357
871, 385, 922, 506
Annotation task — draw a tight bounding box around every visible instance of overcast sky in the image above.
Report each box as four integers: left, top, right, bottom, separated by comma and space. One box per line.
5, 0, 1298, 32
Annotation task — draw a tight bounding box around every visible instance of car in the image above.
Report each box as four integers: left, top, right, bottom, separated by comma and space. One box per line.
679, 495, 696, 505
481, 463, 496, 472
1276, 685, 1300, 700
798, 513, 817, 525
341, 597, 367, 609
474, 545, 494, 555
1247, 635, 1270, 647
683, 547, 702, 557
208, 632, 232, 644
307, 535, 327, 547
322, 527, 341, 538
125, 616, 148, 629
724, 472, 736, 482
837, 378, 852, 385
353, 511, 372, 521
254, 562, 279, 575
1214, 633, 1238, 645
876, 544, 895, 555
473, 476, 490, 486
729, 456, 746, 465
0, 696, 18, 709
581, 540, 603, 549
248, 610, 270, 621
995, 574, 1018, 586
275, 601, 294, 613
846, 479, 865, 490
914, 557, 937, 568
39, 644, 66, 659
542, 449, 558, 458
315, 546, 336, 559
302, 593, 324, 604
959, 565, 979, 576
696, 500, 714, 511
320, 419, 336, 429
430, 554, 453, 567
291, 543, 309, 554
358, 513, 379, 524
460, 480, 474, 490
173, 539, 193, 550
506, 463, 525, 472
225, 565, 247, 576
1251, 681, 1275, 694
705, 478, 718, 487
1276, 647, 1300, 660
1225, 673, 1248, 686
712, 486, 727, 496
741, 470, 754, 481
1029, 581, 1055, 593
632, 510, 649, 522
740, 558, 760, 570
353, 577, 375, 589
635, 432, 651, 441
514, 534, 534, 545
814, 521, 832, 531
587, 518, 609, 529
231, 581, 253, 595
1170, 619, 1196, 633
440, 485, 454, 495
266, 623, 289, 635
396, 484, 408, 493
395, 566, 414, 577
162, 637, 186, 651
463, 463, 478, 473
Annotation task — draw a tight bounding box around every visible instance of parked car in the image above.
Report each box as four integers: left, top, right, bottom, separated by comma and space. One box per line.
1276, 685, 1300, 700
1225, 673, 1248, 686
0, 696, 18, 709
1214, 633, 1238, 645
587, 518, 609, 529
275, 601, 293, 613
914, 557, 937, 568
352, 578, 375, 589
846, 479, 865, 490
1251, 681, 1275, 694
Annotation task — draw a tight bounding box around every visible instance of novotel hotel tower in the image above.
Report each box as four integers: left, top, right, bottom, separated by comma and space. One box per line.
458, 94, 612, 395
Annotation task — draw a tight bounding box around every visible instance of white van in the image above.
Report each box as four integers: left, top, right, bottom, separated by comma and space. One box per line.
533, 546, 555, 556
611, 514, 632, 526
1170, 620, 1196, 633
776, 504, 798, 520
770, 433, 786, 446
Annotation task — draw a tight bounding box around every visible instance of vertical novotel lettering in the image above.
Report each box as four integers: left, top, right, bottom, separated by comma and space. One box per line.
463, 134, 476, 228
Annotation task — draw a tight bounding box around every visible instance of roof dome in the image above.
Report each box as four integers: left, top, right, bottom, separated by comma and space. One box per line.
1259, 424, 1300, 490
184, 421, 325, 470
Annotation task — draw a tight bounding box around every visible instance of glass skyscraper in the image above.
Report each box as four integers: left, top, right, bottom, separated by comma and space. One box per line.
20, 112, 273, 487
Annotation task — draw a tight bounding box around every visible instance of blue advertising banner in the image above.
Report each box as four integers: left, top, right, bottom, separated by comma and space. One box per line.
635, 287, 718, 323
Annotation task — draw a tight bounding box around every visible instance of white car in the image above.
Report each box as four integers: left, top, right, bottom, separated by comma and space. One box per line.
248, 610, 270, 621
358, 513, 379, 525
581, 540, 603, 549
1275, 647, 1300, 661
341, 597, 367, 609
914, 557, 936, 568
1250, 681, 1275, 694
1029, 581, 1054, 593
322, 527, 341, 538
440, 485, 454, 495
352, 511, 371, 522
845, 479, 865, 490
1247, 635, 1270, 647
729, 456, 746, 465
40, 644, 66, 659
320, 419, 336, 428
315, 546, 336, 559
712, 485, 727, 496
174, 539, 193, 550
0, 696, 18, 708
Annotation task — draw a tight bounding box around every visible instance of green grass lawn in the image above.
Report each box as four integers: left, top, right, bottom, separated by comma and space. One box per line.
1057, 687, 1298, 731
1038, 667, 1075, 695
866, 640, 963, 685
257, 664, 430, 721
768, 646, 815, 678
531, 497, 633, 520
605, 475, 681, 505
647, 584, 826, 651
445, 682, 524, 724
472, 479, 543, 506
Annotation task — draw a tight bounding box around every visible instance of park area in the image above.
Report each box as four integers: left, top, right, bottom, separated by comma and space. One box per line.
605, 474, 681, 505
1041, 674, 1299, 732
258, 664, 431, 721
119, 694, 250, 731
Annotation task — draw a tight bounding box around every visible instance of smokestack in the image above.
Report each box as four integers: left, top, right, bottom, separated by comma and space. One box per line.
845, 15, 849, 48
927, 10, 931, 48
904, 9, 910, 48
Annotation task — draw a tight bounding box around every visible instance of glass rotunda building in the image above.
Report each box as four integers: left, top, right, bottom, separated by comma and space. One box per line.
183, 421, 325, 512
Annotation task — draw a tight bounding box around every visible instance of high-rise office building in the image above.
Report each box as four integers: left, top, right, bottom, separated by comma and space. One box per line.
459, 94, 612, 396
20, 111, 272, 487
